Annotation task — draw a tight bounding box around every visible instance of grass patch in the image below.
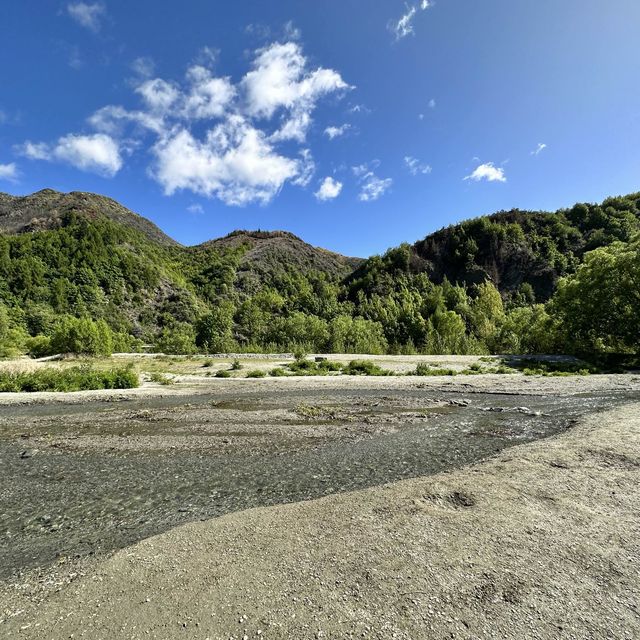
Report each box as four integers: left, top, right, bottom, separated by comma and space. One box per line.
287, 358, 343, 376
0, 365, 139, 393
230, 359, 243, 371
269, 367, 290, 377
342, 360, 393, 376
214, 369, 231, 378
413, 363, 457, 376
246, 369, 266, 378
506, 358, 599, 376
148, 372, 174, 385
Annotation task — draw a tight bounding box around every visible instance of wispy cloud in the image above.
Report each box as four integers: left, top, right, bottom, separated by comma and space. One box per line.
187, 203, 204, 214
67, 2, 106, 32
130, 57, 155, 79
0, 163, 19, 182
353, 163, 392, 201
464, 162, 506, 183
404, 155, 432, 176
324, 124, 351, 140
531, 142, 547, 156
314, 176, 343, 201
390, 1, 432, 40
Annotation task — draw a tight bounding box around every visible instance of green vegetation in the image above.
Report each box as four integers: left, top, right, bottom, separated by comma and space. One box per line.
246, 369, 266, 378
342, 360, 393, 376
0, 365, 139, 392
214, 369, 231, 378
413, 363, 457, 376
148, 371, 174, 385
0, 191, 638, 360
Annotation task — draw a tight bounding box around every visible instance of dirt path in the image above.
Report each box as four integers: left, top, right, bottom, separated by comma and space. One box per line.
2, 401, 639, 639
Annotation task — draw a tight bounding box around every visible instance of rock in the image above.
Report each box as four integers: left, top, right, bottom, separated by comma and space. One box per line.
19, 449, 36, 459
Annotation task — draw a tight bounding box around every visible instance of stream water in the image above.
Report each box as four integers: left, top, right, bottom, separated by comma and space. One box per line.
0, 385, 636, 580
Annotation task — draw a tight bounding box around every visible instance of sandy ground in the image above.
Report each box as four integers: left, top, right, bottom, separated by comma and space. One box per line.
1, 394, 638, 639
0, 363, 638, 407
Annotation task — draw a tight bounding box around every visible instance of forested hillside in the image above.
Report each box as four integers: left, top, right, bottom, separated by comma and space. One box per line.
0, 189, 638, 358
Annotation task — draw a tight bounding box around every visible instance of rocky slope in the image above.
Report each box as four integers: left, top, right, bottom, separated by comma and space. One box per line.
0, 189, 178, 246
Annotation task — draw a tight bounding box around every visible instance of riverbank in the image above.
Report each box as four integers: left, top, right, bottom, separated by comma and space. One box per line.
2, 396, 638, 638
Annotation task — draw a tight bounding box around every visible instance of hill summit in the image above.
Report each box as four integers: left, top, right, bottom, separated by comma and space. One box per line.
0, 189, 178, 246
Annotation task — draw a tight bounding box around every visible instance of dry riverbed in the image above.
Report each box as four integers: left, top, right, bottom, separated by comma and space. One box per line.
0, 367, 638, 639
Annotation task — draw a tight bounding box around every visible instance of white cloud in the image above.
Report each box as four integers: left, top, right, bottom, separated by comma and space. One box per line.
314, 176, 343, 201
135, 78, 180, 114
183, 66, 236, 120
390, 1, 431, 40
324, 124, 350, 139
0, 163, 18, 182
464, 162, 506, 183
17, 141, 51, 160
531, 142, 547, 156
151, 116, 299, 206
428, 98, 436, 109
404, 155, 432, 176
291, 149, 315, 187
130, 57, 155, 79
187, 203, 204, 214
33, 40, 348, 205
354, 167, 392, 202
19, 134, 122, 176
242, 42, 350, 134
392, 6, 417, 39
53, 134, 122, 176
67, 2, 105, 32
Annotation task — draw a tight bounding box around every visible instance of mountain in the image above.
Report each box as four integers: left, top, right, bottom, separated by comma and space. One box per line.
0, 189, 178, 246
347, 194, 640, 302
196, 230, 361, 278
0, 188, 638, 356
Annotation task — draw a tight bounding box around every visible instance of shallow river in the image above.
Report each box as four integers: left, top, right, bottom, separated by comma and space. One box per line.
0, 384, 636, 580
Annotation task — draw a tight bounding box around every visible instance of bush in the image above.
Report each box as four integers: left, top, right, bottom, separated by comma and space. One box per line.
269, 367, 289, 377
50, 316, 114, 356
413, 363, 457, 376
25, 335, 52, 359
246, 369, 266, 378
342, 360, 392, 376
0, 365, 139, 393
287, 358, 343, 376
149, 372, 173, 385
230, 359, 243, 371
214, 369, 231, 378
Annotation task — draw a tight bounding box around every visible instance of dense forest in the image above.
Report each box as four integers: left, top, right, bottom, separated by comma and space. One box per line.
0, 189, 638, 358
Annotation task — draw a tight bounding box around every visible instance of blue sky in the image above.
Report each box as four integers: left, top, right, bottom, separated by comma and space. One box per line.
1, 0, 639, 257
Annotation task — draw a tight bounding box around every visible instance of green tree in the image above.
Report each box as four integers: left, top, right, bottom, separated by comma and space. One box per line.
549, 239, 640, 353
50, 316, 113, 356
155, 322, 197, 354
196, 302, 236, 353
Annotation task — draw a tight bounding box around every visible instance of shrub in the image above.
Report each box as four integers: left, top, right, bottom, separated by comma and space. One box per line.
214, 369, 231, 378
269, 367, 289, 377
149, 372, 174, 385
246, 369, 266, 378
25, 335, 52, 359
0, 365, 139, 393
342, 360, 392, 376
230, 359, 243, 371
287, 358, 343, 376
412, 364, 457, 376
